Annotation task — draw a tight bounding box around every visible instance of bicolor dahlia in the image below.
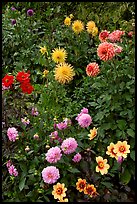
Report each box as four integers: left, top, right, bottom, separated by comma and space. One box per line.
88, 127, 98, 140
108, 30, 125, 42
106, 142, 118, 159
45, 146, 62, 163
113, 141, 130, 158
86, 62, 100, 77
42, 166, 60, 184
96, 156, 110, 175
61, 137, 78, 154
84, 184, 96, 197
52, 183, 67, 200
64, 17, 71, 26
72, 153, 82, 163
54, 62, 75, 84
2, 75, 14, 87
72, 20, 84, 34
76, 178, 87, 192
52, 48, 67, 63
78, 113, 92, 128
86, 21, 96, 34
7, 127, 18, 142
99, 30, 109, 42
97, 42, 115, 61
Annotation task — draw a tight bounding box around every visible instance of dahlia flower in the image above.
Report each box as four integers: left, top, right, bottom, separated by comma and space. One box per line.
52, 48, 67, 63
61, 137, 78, 154
11, 19, 16, 25
21, 117, 30, 125
39, 46, 47, 55
54, 62, 75, 84
27, 9, 34, 16
88, 127, 98, 140
86, 62, 100, 77
84, 184, 96, 197
52, 182, 67, 200
76, 178, 87, 192
45, 146, 62, 163
72, 20, 84, 34
31, 107, 39, 116
8, 164, 18, 176
86, 21, 96, 34
96, 156, 110, 175
2, 75, 14, 87
108, 30, 125, 42
113, 43, 123, 54
7, 127, 18, 142
42, 166, 60, 184
72, 153, 82, 162
91, 27, 98, 36
64, 17, 71, 26
99, 30, 109, 42
106, 142, 118, 159
113, 141, 130, 158
75, 107, 89, 121
97, 42, 115, 61
78, 113, 92, 128
57, 122, 68, 130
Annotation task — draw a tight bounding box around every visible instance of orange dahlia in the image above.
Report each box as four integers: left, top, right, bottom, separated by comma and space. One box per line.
52, 183, 67, 200
84, 184, 96, 197
97, 42, 115, 61
76, 178, 87, 192
113, 141, 130, 159
96, 156, 110, 175
106, 142, 118, 159
86, 62, 100, 77
88, 127, 98, 140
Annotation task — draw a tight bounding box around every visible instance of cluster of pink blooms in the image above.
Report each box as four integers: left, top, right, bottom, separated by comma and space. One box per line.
45, 146, 62, 163
42, 166, 60, 184
49, 131, 63, 143
76, 107, 92, 128
99, 29, 125, 43
7, 127, 18, 142
61, 137, 78, 154
21, 117, 30, 125
72, 153, 82, 163
56, 118, 72, 130
31, 107, 39, 116
6, 160, 18, 177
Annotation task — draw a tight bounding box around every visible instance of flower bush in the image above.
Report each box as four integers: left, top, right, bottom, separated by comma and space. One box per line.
2, 2, 135, 202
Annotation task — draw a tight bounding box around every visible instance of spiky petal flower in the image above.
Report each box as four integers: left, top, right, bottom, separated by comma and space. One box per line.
96, 156, 110, 175
97, 42, 115, 61
7, 127, 18, 142
64, 17, 71, 26
42, 166, 60, 184
55, 62, 75, 84
39, 46, 47, 55
86, 21, 96, 34
72, 20, 84, 34
86, 62, 100, 77
52, 48, 67, 63
113, 141, 130, 158
52, 183, 67, 200
91, 27, 98, 37
76, 178, 87, 192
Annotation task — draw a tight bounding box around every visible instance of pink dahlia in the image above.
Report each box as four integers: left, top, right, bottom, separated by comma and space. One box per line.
61, 137, 78, 154
42, 166, 60, 184
75, 107, 89, 121
31, 107, 39, 116
21, 117, 30, 125
72, 153, 82, 163
97, 42, 115, 61
108, 30, 125, 42
8, 164, 18, 176
86, 62, 100, 77
78, 113, 92, 128
113, 43, 123, 54
56, 122, 68, 130
99, 30, 109, 42
45, 146, 62, 163
6, 160, 12, 168
7, 127, 18, 142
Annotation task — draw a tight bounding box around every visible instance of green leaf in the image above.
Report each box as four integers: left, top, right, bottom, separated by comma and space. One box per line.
68, 167, 80, 173
120, 168, 131, 185
127, 129, 135, 138
101, 181, 113, 189
19, 177, 26, 191
117, 120, 127, 130
130, 150, 135, 161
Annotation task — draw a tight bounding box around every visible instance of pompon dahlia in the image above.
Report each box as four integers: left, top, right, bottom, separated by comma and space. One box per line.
61, 137, 78, 154
52, 48, 67, 63
86, 62, 100, 77
97, 42, 115, 61
45, 146, 62, 163
86, 21, 96, 34
54, 63, 75, 84
42, 166, 60, 184
78, 113, 92, 128
72, 20, 84, 34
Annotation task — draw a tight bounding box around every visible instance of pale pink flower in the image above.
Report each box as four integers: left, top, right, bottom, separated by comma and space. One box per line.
113, 44, 123, 54
78, 113, 92, 128
72, 153, 82, 162
57, 122, 68, 130
6, 160, 12, 168
21, 117, 30, 125
63, 118, 72, 126
31, 107, 39, 116
7, 127, 18, 142
61, 137, 78, 154
42, 166, 60, 184
75, 107, 89, 121
108, 30, 125, 42
45, 146, 62, 163
8, 164, 18, 176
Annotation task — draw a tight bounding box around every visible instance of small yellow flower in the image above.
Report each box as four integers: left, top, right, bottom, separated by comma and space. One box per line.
43, 69, 49, 77
106, 142, 118, 159
113, 141, 130, 159
91, 27, 98, 36
96, 156, 110, 175
88, 127, 98, 140
84, 184, 96, 197
52, 183, 67, 200
76, 178, 87, 192
72, 20, 84, 34
54, 62, 75, 84
64, 17, 71, 26
39, 46, 47, 55
58, 198, 69, 202
69, 14, 74, 19
52, 47, 67, 63
86, 21, 96, 34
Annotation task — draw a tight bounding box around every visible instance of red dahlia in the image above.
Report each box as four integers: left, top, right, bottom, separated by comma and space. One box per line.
20, 83, 34, 94
16, 71, 30, 83
2, 75, 14, 87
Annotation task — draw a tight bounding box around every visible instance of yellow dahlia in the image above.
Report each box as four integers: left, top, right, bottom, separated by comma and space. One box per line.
84, 184, 96, 197
52, 48, 67, 63
76, 178, 87, 192
39, 46, 47, 55
69, 14, 74, 19
96, 156, 110, 175
91, 27, 98, 36
72, 20, 84, 34
42, 69, 49, 77
54, 62, 75, 84
106, 142, 118, 159
58, 198, 69, 202
88, 127, 98, 140
52, 183, 67, 200
86, 21, 96, 34
64, 17, 71, 26
113, 141, 130, 159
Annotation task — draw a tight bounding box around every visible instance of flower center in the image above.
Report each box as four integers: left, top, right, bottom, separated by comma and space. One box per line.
98, 161, 104, 169
119, 146, 125, 152
56, 187, 63, 195
79, 182, 85, 189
